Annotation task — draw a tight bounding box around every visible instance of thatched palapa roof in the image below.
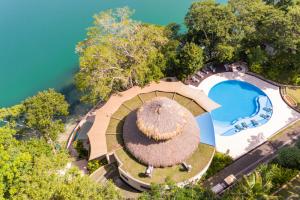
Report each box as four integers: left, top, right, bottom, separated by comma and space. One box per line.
123, 97, 200, 167
136, 97, 187, 140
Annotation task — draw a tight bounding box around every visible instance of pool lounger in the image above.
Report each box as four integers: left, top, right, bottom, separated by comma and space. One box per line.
251, 119, 259, 126
234, 124, 244, 132
241, 122, 248, 128
260, 114, 270, 119
263, 107, 272, 112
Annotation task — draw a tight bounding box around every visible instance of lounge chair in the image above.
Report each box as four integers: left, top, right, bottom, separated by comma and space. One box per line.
234, 124, 243, 131
196, 71, 204, 78
251, 119, 259, 127
263, 107, 272, 112
260, 114, 270, 119
241, 122, 248, 128
182, 162, 192, 172
211, 66, 217, 73
224, 64, 230, 72
191, 76, 200, 83
201, 68, 209, 74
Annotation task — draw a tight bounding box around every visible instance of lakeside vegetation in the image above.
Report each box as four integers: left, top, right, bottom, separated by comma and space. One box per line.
1, 0, 300, 199
75, 0, 300, 106
0, 90, 120, 199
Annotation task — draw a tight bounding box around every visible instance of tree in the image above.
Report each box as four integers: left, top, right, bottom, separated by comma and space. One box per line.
23, 89, 69, 142
161, 39, 180, 76
176, 42, 204, 80
185, 0, 238, 61
14, 154, 120, 200
215, 44, 235, 63
164, 23, 181, 40
75, 7, 169, 104
258, 164, 298, 192
139, 182, 216, 200
264, 0, 300, 11
204, 152, 233, 178
0, 124, 121, 199
225, 171, 276, 200
277, 147, 300, 169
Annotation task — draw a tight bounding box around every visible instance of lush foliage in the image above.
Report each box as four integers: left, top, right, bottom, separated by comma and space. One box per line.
222, 164, 297, 199
140, 181, 217, 200
0, 125, 121, 199
87, 158, 108, 174
184, 0, 300, 84
185, 0, 238, 62
204, 152, 233, 179
0, 90, 120, 199
75, 7, 169, 104
0, 89, 69, 142
23, 89, 69, 141
175, 42, 204, 80
277, 145, 300, 169
73, 140, 88, 159
75, 1, 300, 104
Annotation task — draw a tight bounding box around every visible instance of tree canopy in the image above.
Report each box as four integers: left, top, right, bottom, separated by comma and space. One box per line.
175, 42, 204, 80
185, 0, 238, 62
0, 123, 120, 199
75, 7, 169, 104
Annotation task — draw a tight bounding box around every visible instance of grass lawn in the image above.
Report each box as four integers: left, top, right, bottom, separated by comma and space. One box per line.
114, 143, 215, 184
269, 120, 300, 142
285, 87, 300, 110
106, 134, 123, 152
286, 87, 300, 103
276, 173, 300, 200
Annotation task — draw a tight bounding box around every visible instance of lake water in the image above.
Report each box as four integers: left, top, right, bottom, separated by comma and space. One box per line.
0, 0, 226, 107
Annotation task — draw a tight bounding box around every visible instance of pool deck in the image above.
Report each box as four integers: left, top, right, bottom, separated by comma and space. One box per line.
194, 72, 300, 159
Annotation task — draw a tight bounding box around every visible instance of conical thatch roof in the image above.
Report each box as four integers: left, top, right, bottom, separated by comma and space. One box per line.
123, 98, 200, 167
136, 97, 187, 140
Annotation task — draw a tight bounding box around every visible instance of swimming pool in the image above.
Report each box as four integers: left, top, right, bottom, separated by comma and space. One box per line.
208, 80, 273, 136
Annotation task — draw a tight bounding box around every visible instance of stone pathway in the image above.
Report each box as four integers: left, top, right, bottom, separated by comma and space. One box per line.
204, 120, 300, 192
90, 163, 141, 199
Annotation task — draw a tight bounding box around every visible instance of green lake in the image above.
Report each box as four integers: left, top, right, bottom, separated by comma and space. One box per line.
0, 0, 226, 107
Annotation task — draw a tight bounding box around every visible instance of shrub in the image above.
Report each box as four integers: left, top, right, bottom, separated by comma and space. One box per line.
295, 139, 300, 149
277, 147, 300, 169
204, 152, 233, 178
87, 158, 108, 174
73, 140, 88, 159
258, 164, 298, 192
250, 64, 264, 74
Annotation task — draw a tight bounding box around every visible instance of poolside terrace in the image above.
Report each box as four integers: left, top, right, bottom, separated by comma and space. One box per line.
196, 72, 300, 159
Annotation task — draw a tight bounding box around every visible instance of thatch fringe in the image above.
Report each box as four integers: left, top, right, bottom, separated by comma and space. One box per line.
123, 105, 200, 167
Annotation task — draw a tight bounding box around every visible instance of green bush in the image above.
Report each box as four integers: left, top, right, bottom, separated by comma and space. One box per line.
140, 183, 217, 200
250, 64, 264, 74
277, 147, 300, 169
258, 164, 298, 192
295, 139, 300, 149
222, 164, 298, 199
73, 140, 88, 159
204, 152, 233, 178
87, 158, 108, 174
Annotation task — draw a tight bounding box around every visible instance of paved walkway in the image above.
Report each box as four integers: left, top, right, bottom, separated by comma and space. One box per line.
90, 163, 141, 199
204, 120, 300, 191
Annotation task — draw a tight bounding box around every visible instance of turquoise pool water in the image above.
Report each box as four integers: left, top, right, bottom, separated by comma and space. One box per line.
196, 113, 215, 146
208, 80, 273, 136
